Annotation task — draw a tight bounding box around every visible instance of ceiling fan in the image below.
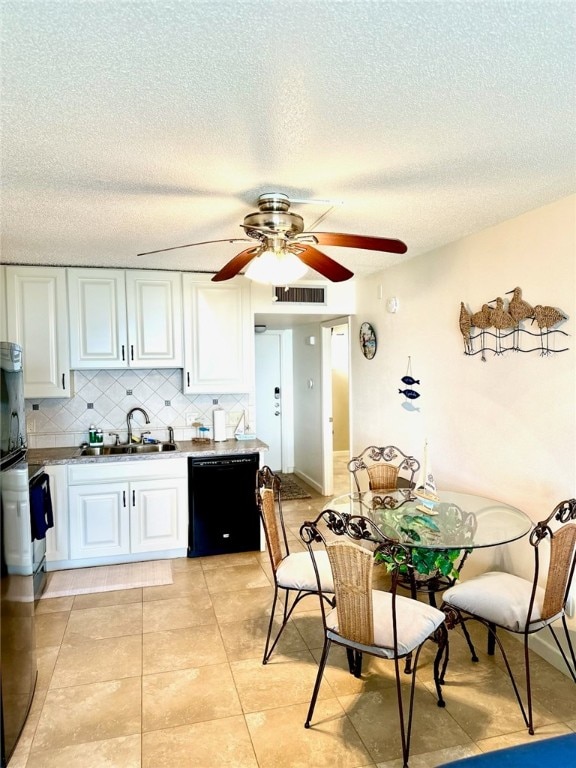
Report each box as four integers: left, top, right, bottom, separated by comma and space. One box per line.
137, 192, 408, 283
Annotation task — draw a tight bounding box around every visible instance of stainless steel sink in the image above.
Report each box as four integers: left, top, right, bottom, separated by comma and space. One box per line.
79, 442, 178, 456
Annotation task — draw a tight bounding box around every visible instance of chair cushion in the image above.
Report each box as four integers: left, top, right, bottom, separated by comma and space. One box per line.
326, 589, 445, 658
443, 572, 551, 631
276, 550, 335, 593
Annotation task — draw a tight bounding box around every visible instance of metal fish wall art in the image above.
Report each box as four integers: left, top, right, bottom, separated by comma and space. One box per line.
399, 357, 422, 410
459, 287, 569, 360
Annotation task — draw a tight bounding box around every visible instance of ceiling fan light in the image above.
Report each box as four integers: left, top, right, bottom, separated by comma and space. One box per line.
245, 248, 308, 285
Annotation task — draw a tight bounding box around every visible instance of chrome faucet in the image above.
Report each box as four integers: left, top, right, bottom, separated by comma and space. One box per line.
127, 407, 150, 444
167, 426, 174, 444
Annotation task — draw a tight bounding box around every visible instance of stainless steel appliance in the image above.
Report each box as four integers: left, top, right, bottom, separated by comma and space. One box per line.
0, 342, 37, 767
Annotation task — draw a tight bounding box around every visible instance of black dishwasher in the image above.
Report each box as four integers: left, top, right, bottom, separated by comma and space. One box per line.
188, 454, 260, 557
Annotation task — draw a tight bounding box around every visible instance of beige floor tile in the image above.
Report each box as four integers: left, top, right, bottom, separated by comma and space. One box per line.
142, 663, 242, 731
62, 602, 142, 644
170, 556, 204, 573
376, 743, 481, 768
219, 615, 307, 661
309, 645, 398, 697
35, 596, 74, 614
292, 609, 326, 649
428, 664, 559, 740
199, 551, 262, 570
26, 734, 141, 768
72, 587, 143, 610
340, 687, 471, 763
142, 569, 207, 601
32, 677, 141, 751
204, 562, 271, 593
231, 649, 336, 713
142, 593, 216, 633
246, 698, 371, 768
142, 716, 258, 768
36, 645, 59, 691
143, 624, 226, 673
475, 722, 574, 753
51, 634, 142, 688
211, 585, 279, 623
34, 612, 69, 648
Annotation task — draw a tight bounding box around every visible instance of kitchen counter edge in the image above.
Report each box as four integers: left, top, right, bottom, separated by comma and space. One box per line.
28, 439, 269, 466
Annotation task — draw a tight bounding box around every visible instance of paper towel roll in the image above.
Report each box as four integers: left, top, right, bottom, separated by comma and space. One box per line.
212, 408, 226, 442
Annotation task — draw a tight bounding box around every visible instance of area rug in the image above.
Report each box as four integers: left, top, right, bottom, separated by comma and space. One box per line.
277, 473, 312, 500
41, 560, 173, 599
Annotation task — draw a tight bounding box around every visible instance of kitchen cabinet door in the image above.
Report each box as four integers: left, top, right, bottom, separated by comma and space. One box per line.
125, 271, 183, 368
6, 266, 71, 397
68, 268, 183, 369
69, 482, 130, 559
182, 276, 252, 393
129, 477, 187, 553
68, 269, 128, 368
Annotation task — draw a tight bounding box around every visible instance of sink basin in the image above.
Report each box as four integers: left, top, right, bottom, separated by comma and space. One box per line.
79, 443, 178, 457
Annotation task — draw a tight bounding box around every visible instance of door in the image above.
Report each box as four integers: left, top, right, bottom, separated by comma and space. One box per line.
321, 318, 351, 496
255, 332, 284, 471
69, 483, 129, 559
6, 267, 71, 397
130, 478, 186, 553
67, 268, 128, 368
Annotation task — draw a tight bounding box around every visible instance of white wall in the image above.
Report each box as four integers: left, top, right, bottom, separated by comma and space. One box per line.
351, 195, 575, 515
350, 195, 576, 662
292, 322, 324, 487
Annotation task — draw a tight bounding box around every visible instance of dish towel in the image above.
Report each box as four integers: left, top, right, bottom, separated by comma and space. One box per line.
30, 472, 54, 541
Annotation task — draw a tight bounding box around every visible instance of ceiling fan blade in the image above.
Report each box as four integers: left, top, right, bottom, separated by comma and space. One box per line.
137, 238, 251, 257
307, 232, 408, 254
291, 244, 354, 282
212, 247, 260, 282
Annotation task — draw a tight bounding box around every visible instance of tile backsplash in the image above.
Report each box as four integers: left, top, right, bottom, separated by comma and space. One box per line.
26, 369, 252, 448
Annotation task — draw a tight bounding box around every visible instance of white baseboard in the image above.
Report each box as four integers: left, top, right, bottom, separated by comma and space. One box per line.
293, 469, 323, 495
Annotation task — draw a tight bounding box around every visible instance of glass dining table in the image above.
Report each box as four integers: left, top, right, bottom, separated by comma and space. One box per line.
323, 488, 533, 552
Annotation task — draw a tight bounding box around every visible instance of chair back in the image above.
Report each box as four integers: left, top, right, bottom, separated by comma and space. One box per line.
347, 445, 420, 493
530, 499, 576, 623
256, 466, 288, 573
325, 540, 375, 645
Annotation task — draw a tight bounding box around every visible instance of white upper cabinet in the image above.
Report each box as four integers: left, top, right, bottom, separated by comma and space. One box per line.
6, 266, 71, 397
68, 269, 183, 369
182, 275, 252, 393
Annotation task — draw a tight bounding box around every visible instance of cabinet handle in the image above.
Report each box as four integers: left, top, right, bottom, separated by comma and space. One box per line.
132, 489, 135, 506
61, 373, 65, 390
130, 345, 134, 361
123, 491, 126, 508
122, 345, 125, 361
187, 371, 190, 387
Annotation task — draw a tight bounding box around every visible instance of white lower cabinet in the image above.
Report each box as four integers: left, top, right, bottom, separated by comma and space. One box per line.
130, 478, 187, 553
69, 483, 129, 559
54, 457, 188, 568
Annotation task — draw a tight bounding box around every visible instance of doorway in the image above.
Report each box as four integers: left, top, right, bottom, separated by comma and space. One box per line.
321, 317, 351, 496
254, 329, 293, 472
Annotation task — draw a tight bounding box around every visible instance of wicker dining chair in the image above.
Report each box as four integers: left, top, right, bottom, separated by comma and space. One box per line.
347, 445, 420, 493
442, 498, 576, 735
300, 514, 447, 768
256, 466, 335, 664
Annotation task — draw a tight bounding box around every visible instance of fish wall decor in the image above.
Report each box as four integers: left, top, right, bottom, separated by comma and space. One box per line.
399, 356, 421, 410
459, 287, 569, 360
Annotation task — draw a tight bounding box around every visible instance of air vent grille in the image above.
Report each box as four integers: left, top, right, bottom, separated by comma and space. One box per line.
274, 286, 326, 304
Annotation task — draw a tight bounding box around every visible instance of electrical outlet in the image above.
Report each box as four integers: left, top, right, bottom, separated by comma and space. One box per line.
185, 411, 198, 426
227, 411, 242, 426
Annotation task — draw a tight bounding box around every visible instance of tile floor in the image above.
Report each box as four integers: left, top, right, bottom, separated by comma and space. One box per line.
10, 457, 576, 767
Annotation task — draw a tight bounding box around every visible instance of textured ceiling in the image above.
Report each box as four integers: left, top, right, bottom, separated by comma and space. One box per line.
2, 1, 575, 280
